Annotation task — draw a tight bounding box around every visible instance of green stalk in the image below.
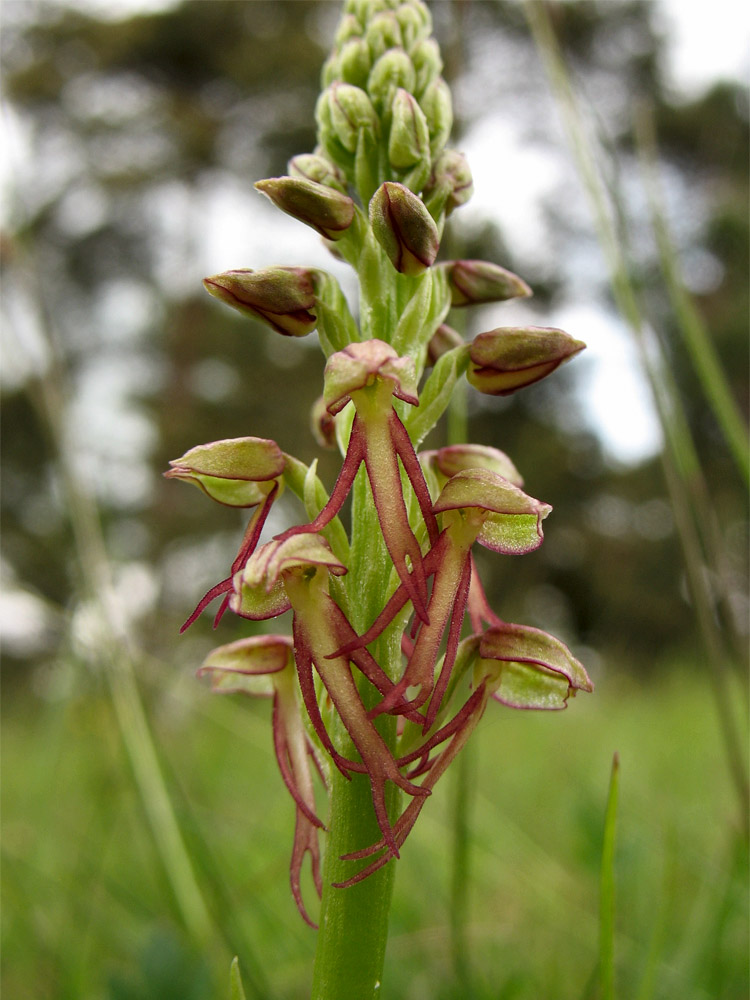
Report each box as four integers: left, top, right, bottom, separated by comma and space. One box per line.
446, 377, 475, 989
311, 459, 402, 998
311, 765, 398, 999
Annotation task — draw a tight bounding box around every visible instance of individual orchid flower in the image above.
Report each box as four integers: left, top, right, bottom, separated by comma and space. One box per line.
197, 634, 324, 927
335, 623, 592, 887
164, 436, 286, 630
421, 444, 523, 632
334, 466, 552, 731
276, 340, 438, 624
230, 533, 429, 857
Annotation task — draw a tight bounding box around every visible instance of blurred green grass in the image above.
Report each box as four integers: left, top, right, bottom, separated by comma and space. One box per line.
3, 658, 747, 999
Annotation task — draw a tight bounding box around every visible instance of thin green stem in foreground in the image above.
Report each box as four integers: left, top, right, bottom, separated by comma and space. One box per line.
525, 0, 749, 832
600, 752, 620, 1000
634, 105, 749, 488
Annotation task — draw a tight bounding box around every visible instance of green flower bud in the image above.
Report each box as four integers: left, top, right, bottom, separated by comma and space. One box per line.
423, 148, 473, 218
328, 82, 379, 153
334, 12, 363, 47
339, 37, 372, 88
287, 153, 347, 193
420, 77, 453, 156
388, 88, 430, 169
409, 37, 442, 96
365, 12, 403, 61
369, 181, 439, 275
367, 49, 416, 112
255, 176, 355, 241
203, 266, 318, 337
467, 327, 586, 396
395, 2, 432, 50
426, 322, 464, 365
321, 54, 340, 89
445, 259, 532, 306
315, 89, 349, 165
165, 437, 285, 507
345, 0, 391, 24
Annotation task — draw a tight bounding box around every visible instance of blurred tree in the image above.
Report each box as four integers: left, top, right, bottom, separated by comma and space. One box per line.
1, 0, 746, 683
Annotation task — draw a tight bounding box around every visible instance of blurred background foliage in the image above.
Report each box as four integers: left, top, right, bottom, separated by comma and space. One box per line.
1, 2, 748, 998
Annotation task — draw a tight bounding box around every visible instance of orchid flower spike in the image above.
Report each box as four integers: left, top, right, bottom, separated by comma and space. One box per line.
232, 534, 429, 857
165, 437, 286, 630
197, 635, 324, 926
277, 340, 438, 624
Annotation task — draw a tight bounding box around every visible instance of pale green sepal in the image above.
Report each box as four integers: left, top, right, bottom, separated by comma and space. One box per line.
434, 468, 551, 553
370, 181, 440, 276
329, 83, 379, 154
405, 344, 470, 447
477, 513, 549, 555
288, 153, 347, 192
488, 660, 572, 710
395, 1, 430, 49
180, 475, 268, 508
480, 623, 593, 693
230, 957, 248, 1000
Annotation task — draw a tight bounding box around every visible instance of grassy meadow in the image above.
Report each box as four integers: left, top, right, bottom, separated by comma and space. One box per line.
3, 653, 747, 999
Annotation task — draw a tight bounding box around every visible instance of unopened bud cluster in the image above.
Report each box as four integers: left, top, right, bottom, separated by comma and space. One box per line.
169, 0, 591, 927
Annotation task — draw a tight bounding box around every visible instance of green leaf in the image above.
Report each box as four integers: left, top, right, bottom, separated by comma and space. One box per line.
230, 957, 248, 1000
406, 343, 469, 446
282, 453, 350, 563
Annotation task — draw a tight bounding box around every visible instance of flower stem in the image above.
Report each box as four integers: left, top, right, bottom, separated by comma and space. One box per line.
311, 763, 398, 1000
311, 451, 404, 997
